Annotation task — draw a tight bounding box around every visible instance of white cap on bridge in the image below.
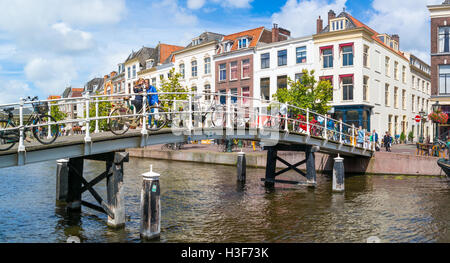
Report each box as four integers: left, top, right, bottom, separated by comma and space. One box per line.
142, 165, 160, 178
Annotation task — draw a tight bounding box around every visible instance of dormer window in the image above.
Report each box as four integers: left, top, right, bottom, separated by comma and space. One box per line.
192, 38, 202, 46
224, 41, 233, 52
238, 38, 248, 49
146, 59, 154, 69
330, 18, 348, 32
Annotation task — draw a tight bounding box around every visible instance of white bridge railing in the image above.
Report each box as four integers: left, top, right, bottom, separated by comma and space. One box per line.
0, 91, 376, 153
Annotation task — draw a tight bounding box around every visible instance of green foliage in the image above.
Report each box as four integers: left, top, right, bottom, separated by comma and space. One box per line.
50, 102, 67, 122
273, 69, 333, 115
158, 68, 189, 111
408, 131, 414, 142
400, 132, 406, 143
89, 94, 112, 132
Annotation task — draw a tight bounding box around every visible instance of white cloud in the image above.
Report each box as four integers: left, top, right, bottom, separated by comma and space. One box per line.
0, 44, 17, 60
50, 23, 95, 53
367, 0, 442, 64
272, 0, 347, 37
0, 79, 31, 104
187, 0, 206, 9
152, 0, 198, 25
212, 0, 254, 8
24, 58, 77, 94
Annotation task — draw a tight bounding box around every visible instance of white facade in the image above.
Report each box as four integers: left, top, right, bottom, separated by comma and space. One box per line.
173, 41, 216, 95
254, 36, 315, 101
124, 59, 140, 94
139, 63, 175, 89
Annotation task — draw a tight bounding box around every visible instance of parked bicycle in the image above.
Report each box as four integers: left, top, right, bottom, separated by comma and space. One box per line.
0, 96, 59, 151
108, 96, 167, 135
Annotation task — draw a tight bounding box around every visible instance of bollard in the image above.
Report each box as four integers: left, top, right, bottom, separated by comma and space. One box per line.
332, 155, 345, 192
106, 152, 128, 229
56, 159, 69, 202
237, 151, 246, 182
140, 165, 161, 240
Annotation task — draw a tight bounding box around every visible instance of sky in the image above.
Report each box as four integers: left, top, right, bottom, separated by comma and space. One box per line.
0, 0, 444, 103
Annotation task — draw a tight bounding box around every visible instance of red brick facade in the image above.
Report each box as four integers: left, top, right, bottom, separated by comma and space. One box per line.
215, 53, 254, 99
431, 17, 450, 96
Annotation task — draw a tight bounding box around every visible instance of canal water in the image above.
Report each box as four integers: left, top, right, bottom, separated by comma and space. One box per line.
0, 157, 449, 243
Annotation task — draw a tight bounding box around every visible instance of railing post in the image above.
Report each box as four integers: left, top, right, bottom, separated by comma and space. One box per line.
94, 97, 100, 133
47, 102, 52, 139
324, 114, 328, 140
84, 93, 91, 142
352, 124, 355, 146
141, 93, 148, 135
284, 103, 289, 132
339, 120, 343, 144
18, 98, 25, 152
188, 91, 193, 130
306, 108, 310, 136
226, 90, 232, 129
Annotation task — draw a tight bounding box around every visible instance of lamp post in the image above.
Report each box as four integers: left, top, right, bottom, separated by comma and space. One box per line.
419, 110, 426, 143
432, 101, 440, 143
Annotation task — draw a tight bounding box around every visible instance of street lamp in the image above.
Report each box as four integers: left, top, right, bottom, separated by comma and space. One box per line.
419, 110, 426, 143
432, 101, 440, 143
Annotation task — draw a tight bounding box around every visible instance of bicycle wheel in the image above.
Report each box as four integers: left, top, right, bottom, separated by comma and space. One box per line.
0, 120, 16, 151
211, 105, 225, 127
109, 107, 131, 135
33, 115, 59, 145
147, 106, 167, 131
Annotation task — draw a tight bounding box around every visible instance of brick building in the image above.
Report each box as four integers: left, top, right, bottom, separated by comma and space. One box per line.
429, 0, 450, 139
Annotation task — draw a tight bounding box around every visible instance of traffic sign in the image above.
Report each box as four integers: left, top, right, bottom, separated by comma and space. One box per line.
415, 115, 421, 123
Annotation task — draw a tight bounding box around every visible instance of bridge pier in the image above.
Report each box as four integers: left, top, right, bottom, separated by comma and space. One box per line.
262, 144, 319, 188
58, 152, 129, 228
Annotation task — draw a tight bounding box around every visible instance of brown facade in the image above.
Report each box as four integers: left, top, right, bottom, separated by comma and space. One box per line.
431, 17, 450, 96
215, 53, 254, 100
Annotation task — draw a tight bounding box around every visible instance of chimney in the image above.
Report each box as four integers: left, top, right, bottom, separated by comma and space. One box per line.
317, 16, 323, 34
391, 34, 400, 49
272, 23, 279, 43
328, 10, 336, 26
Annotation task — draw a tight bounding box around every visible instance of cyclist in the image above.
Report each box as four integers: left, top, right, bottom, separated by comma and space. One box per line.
144, 79, 159, 129
131, 79, 144, 113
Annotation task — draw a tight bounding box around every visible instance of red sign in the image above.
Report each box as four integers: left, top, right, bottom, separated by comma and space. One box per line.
415, 115, 421, 123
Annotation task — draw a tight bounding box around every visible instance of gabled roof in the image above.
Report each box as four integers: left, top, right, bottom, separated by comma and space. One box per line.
125, 47, 155, 67
159, 44, 184, 64
184, 31, 224, 49
83, 78, 104, 94
318, 12, 406, 59
222, 27, 265, 52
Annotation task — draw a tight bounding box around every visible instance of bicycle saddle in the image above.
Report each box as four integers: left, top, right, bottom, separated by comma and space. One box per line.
2, 107, 14, 113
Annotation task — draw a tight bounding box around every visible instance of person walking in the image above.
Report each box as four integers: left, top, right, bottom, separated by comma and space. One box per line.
357, 126, 364, 147
372, 129, 380, 151
145, 80, 159, 129
383, 132, 392, 152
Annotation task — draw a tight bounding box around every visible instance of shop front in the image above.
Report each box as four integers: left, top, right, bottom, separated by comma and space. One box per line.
332, 105, 373, 130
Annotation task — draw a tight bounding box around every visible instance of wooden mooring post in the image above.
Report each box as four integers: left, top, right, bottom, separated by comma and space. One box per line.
140, 165, 161, 240
56, 159, 69, 202
66, 157, 83, 211
237, 151, 246, 183
332, 155, 345, 192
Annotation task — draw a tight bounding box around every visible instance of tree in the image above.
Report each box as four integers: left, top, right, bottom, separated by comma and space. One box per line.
89, 93, 112, 132
158, 68, 189, 111
50, 102, 67, 122
273, 69, 333, 115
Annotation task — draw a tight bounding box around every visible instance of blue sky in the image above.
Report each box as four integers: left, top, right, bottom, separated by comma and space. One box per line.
0, 0, 442, 103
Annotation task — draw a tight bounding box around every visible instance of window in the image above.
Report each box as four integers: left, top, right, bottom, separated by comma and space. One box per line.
278, 49, 287, 66
320, 76, 333, 87
412, 76, 415, 89
342, 76, 353, 101
402, 66, 406, 83
238, 38, 248, 49
261, 53, 270, 69
204, 84, 211, 100
132, 65, 136, 78
394, 61, 399, 80
438, 65, 450, 95
241, 59, 250, 79
422, 80, 425, 92
363, 76, 369, 101
127, 67, 131, 79
230, 61, 238, 80
277, 75, 287, 90
191, 60, 197, 77
224, 42, 233, 52
231, 88, 238, 104
146, 59, 154, 69
179, 64, 185, 79
322, 48, 333, 68
204, 57, 211, 74
296, 46, 307, 64
417, 97, 420, 112
219, 90, 226, 104
242, 87, 250, 105
394, 87, 398, 108
385, 57, 390, 76
439, 27, 450, 53
363, 45, 369, 67
385, 84, 390, 106
402, 90, 406, 110
260, 78, 270, 100
416, 78, 420, 90
388, 115, 393, 135
342, 45, 353, 66
295, 73, 303, 83
219, 63, 226, 81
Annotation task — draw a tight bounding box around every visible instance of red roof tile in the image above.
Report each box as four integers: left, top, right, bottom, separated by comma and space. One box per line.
222, 27, 265, 52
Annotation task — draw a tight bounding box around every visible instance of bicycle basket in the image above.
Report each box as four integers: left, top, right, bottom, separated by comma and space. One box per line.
32, 102, 49, 114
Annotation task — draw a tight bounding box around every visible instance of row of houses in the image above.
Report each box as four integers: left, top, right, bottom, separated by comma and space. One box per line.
57, 9, 433, 140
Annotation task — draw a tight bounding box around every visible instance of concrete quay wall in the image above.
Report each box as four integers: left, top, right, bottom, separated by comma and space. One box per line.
127, 148, 443, 176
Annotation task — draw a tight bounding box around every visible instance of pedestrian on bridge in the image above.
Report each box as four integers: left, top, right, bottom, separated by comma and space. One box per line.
383, 132, 392, 152
145, 79, 159, 129
357, 126, 364, 148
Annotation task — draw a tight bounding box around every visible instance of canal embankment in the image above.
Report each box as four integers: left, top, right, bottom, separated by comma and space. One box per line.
127, 144, 443, 176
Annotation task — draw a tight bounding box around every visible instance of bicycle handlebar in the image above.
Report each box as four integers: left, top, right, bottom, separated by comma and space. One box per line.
24, 96, 39, 102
